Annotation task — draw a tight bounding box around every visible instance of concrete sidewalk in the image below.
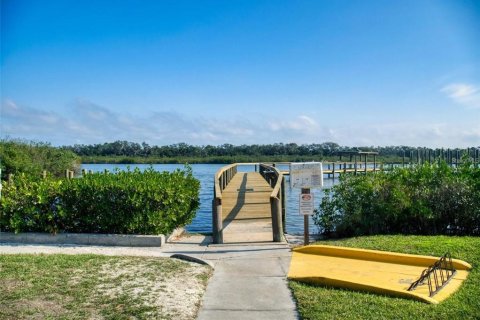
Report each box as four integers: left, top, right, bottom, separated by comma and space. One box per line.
0, 234, 299, 320
163, 235, 298, 320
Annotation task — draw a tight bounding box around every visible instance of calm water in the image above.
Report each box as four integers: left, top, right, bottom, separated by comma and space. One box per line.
81, 163, 337, 235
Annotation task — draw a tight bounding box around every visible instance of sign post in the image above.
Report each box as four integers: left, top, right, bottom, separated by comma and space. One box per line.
300, 188, 313, 244
290, 162, 323, 245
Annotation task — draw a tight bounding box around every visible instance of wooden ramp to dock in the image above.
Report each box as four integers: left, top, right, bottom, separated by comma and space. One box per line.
212, 163, 285, 244
221, 172, 273, 243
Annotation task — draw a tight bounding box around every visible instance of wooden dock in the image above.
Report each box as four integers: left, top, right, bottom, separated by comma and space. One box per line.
212, 164, 285, 244
220, 172, 273, 243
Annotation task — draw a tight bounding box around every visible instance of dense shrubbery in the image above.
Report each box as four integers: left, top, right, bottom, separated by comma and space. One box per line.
313, 161, 480, 237
0, 167, 200, 235
0, 139, 80, 179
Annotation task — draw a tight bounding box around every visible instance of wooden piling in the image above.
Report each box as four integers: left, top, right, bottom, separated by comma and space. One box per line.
271, 196, 283, 242
364, 154, 367, 174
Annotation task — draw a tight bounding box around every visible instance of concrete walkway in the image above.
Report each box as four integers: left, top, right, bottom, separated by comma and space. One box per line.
0, 234, 299, 320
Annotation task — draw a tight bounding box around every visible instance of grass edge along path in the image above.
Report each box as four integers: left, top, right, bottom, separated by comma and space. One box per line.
0, 254, 212, 320
289, 235, 480, 320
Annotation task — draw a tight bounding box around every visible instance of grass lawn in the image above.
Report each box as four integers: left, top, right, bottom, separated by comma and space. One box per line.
289, 235, 480, 320
0, 254, 212, 320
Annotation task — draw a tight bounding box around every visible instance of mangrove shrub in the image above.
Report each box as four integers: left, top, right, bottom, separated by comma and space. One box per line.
0, 139, 80, 179
313, 161, 480, 237
0, 167, 200, 235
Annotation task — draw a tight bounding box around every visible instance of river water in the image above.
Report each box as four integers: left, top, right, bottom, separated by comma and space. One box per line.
81, 163, 337, 235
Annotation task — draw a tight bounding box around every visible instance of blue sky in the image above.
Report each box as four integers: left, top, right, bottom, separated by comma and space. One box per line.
1, 0, 479, 147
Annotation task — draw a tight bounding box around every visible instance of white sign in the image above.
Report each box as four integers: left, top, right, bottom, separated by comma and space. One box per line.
290, 162, 324, 189
299, 193, 314, 215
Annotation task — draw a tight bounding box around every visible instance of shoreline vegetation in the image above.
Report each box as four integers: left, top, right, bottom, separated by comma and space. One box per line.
313, 161, 480, 237
67, 141, 479, 165
78, 154, 404, 164
2, 139, 478, 171
0, 167, 200, 235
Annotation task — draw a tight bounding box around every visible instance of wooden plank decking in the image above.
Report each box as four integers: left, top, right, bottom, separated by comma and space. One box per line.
220, 172, 274, 243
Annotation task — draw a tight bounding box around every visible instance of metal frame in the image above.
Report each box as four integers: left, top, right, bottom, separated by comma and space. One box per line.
407, 252, 457, 297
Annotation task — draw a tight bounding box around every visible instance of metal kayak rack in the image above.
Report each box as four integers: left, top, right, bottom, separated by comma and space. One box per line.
407, 252, 457, 297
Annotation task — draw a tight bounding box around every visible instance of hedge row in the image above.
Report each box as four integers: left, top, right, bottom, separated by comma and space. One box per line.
0, 167, 200, 235
313, 161, 480, 237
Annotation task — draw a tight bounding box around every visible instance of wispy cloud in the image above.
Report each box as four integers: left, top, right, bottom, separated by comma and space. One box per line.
441, 83, 480, 109
269, 115, 319, 133
1, 98, 479, 148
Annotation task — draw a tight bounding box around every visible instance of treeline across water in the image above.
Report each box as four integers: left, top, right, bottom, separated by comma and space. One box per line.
63, 140, 479, 164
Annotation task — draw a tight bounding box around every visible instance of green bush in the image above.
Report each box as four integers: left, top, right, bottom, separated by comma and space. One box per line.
0, 174, 64, 234
0, 167, 200, 235
313, 161, 480, 237
0, 139, 80, 179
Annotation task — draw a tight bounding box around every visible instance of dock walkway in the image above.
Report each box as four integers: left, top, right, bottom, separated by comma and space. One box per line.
221, 172, 273, 243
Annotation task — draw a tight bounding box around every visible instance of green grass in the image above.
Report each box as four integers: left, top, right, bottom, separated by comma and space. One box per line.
289, 235, 480, 320
0, 254, 212, 320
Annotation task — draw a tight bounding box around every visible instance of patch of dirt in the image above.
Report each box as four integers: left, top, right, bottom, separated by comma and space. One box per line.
4, 298, 66, 319
96, 258, 212, 319
0, 279, 25, 293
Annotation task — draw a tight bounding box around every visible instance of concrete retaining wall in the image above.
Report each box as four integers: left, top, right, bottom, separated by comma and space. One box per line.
0, 232, 165, 247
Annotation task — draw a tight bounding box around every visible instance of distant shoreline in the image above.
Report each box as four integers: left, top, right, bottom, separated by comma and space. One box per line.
80, 155, 404, 165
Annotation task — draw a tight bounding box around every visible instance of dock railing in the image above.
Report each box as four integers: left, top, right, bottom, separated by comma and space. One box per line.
212, 164, 237, 244
259, 164, 285, 242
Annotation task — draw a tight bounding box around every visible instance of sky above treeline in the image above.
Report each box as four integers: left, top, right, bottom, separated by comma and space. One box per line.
1, 0, 479, 148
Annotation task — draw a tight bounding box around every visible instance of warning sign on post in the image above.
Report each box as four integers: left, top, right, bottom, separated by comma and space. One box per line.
299, 193, 314, 215
290, 162, 324, 189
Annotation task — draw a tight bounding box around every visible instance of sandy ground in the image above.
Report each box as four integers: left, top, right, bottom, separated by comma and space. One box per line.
0, 241, 212, 319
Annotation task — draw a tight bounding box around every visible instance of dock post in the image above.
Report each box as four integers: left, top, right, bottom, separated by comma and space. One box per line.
271, 197, 283, 242
364, 154, 367, 174
212, 196, 223, 244
302, 188, 310, 245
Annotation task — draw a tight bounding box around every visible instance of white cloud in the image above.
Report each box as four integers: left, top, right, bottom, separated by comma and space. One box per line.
269, 115, 319, 132
327, 122, 480, 148
442, 83, 480, 109
1, 98, 479, 148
